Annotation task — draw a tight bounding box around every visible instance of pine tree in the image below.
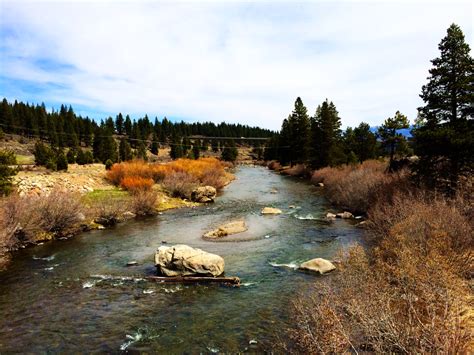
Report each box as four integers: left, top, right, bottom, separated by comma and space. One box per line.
115, 113, 124, 135
352, 122, 377, 162
414, 23, 473, 191
34, 141, 54, 166
221, 140, 238, 162
287, 97, 310, 165
150, 133, 159, 155
182, 136, 191, 154
310, 100, 343, 168
192, 142, 200, 160
137, 141, 148, 161
124, 115, 132, 137
378, 111, 410, 168
170, 135, 183, 160
0, 149, 17, 196
66, 148, 77, 164
278, 117, 292, 165
119, 138, 133, 162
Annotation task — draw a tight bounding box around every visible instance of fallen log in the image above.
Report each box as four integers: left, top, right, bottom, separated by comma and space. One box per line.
145, 275, 241, 287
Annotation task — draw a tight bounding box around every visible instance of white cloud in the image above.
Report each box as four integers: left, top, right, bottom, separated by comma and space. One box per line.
0, 0, 472, 129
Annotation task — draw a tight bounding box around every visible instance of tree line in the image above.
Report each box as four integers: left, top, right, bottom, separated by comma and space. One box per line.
264, 23, 472, 193
264, 97, 410, 169
0, 98, 273, 167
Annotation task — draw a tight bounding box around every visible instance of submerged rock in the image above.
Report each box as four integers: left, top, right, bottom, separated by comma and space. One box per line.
336, 211, 353, 219
261, 207, 282, 215
203, 220, 248, 239
299, 258, 336, 274
155, 244, 225, 277
191, 186, 217, 203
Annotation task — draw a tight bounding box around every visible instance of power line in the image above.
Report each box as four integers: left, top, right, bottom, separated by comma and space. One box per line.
0, 122, 290, 150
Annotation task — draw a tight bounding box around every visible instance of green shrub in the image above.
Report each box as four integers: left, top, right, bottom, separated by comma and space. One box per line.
105, 159, 113, 170
45, 158, 57, 171
34, 141, 54, 166
56, 153, 68, 171
66, 149, 76, 164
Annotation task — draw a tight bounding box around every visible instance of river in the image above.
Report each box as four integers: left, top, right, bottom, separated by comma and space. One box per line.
0, 166, 362, 353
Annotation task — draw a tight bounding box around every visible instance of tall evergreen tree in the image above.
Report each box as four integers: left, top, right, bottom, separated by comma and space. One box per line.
413, 23, 473, 191
119, 138, 133, 162
115, 113, 124, 135
310, 100, 343, 168
169, 135, 183, 160
352, 122, 377, 162
137, 141, 148, 161
150, 133, 159, 155
287, 97, 310, 165
378, 111, 410, 168
221, 140, 238, 162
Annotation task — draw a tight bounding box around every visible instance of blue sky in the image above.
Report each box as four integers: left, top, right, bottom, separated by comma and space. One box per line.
0, 0, 472, 130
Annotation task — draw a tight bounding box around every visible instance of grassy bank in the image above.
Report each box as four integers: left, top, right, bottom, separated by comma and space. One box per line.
280, 160, 473, 353
0, 157, 234, 270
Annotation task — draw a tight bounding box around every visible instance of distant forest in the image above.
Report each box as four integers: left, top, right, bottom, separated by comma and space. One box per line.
0, 98, 273, 147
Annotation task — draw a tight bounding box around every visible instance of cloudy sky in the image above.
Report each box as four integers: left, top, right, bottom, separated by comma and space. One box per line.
0, 0, 472, 130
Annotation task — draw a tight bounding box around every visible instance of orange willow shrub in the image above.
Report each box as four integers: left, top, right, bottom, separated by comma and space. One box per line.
106, 160, 153, 185
120, 176, 154, 192
106, 158, 230, 191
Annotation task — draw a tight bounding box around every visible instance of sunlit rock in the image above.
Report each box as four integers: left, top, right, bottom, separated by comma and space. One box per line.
261, 207, 282, 215
203, 220, 248, 239
299, 258, 336, 274
155, 244, 225, 277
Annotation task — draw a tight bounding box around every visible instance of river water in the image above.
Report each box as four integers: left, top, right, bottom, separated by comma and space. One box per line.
0, 166, 362, 353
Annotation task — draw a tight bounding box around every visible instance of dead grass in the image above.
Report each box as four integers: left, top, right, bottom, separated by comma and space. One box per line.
283, 190, 473, 353
130, 190, 158, 216
0, 190, 84, 252
162, 171, 198, 199
311, 160, 410, 213
267, 161, 282, 171
280, 164, 310, 177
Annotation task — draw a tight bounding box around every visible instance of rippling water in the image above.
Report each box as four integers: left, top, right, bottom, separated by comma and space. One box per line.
0, 166, 362, 352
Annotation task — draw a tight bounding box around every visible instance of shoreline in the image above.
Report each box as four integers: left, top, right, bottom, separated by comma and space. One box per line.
0, 161, 238, 271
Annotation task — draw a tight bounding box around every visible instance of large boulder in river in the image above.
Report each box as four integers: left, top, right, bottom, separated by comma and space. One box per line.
155, 244, 225, 277
261, 207, 282, 215
203, 220, 248, 239
191, 186, 217, 203
299, 258, 336, 274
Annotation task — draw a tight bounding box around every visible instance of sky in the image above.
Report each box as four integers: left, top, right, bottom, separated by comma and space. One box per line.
0, 0, 472, 130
